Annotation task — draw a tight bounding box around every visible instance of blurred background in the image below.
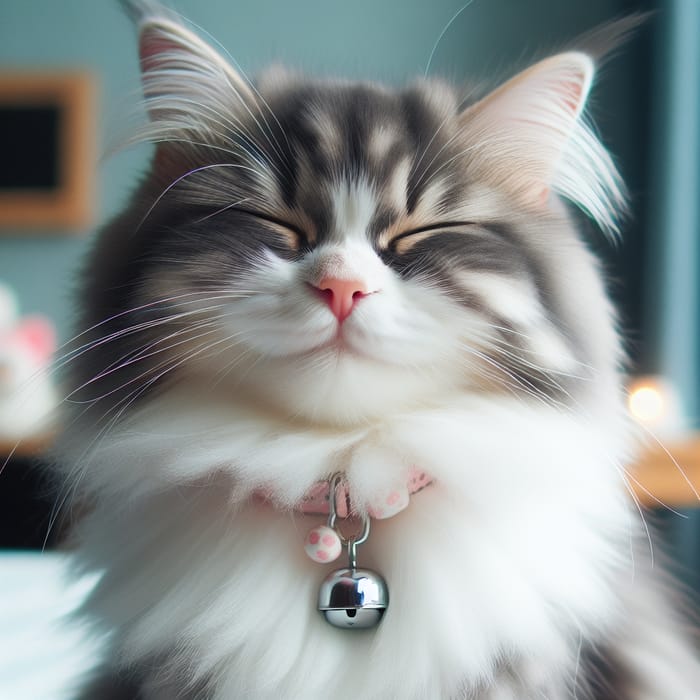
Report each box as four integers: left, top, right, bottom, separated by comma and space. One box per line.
0, 0, 698, 696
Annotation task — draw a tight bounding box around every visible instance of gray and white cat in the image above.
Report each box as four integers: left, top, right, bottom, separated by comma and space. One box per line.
55, 2, 700, 698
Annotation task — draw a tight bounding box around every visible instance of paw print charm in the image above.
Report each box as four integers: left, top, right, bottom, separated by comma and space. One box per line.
368, 484, 410, 519
304, 525, 342, 563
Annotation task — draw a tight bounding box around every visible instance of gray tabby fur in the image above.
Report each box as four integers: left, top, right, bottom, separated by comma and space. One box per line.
56, 3, 700, 698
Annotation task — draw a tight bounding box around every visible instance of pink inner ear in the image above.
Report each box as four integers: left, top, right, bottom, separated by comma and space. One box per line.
139, 28, 177, 71
559, 77, 585, 116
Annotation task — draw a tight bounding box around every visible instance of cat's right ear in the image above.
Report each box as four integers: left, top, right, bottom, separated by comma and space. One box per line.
457, 51, 625, 237
122, 1, 256, 128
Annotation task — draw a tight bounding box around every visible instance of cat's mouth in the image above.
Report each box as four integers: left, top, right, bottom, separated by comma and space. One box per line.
315, 327, 364, 357
290, 325, 380, 363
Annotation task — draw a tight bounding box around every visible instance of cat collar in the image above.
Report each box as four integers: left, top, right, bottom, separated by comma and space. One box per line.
302, 470, 433, 629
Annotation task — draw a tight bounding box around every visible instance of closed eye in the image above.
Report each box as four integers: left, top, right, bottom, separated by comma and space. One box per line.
389, 221, 477, 254
231, 206, 311, 251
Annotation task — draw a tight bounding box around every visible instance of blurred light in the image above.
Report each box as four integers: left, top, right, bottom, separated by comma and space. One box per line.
629, 384, 665, 423
627, 376, 684, 437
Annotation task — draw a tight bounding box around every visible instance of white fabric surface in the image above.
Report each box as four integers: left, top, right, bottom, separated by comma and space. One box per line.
0, 552, 102, 700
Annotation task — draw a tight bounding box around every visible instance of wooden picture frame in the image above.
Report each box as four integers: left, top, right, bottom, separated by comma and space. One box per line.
0, 71, 96, 230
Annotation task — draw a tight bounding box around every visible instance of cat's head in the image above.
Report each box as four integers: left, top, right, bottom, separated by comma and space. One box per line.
74, 3, 627, 426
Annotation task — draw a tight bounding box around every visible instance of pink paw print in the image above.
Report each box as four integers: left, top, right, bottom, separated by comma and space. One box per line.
408, 468, 432, 492
368, 484, 410, 520
304, 525, 341, 563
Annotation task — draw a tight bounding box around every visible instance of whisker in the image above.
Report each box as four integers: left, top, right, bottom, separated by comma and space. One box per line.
637, 424, 700, 504
424, 1, 475, 77
54, 289, 233, 359
68, 321, 223, 401
135, 163, 261, 234
181, 14, 293, 154
193, 198, 252, 224
83, 332, 249, 456
461, 344, 563, 409
616, 462, 655, 568
52, 296, 242, 375
459, 340, 569, 407
618, 462, 687, 518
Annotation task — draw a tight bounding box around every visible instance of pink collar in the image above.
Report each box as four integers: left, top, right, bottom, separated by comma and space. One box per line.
254, 469, 434, 566
296, 467, 433, 520
253, 468, 433, 520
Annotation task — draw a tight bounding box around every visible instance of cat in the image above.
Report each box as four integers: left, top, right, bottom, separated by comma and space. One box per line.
53, 1, 700, 698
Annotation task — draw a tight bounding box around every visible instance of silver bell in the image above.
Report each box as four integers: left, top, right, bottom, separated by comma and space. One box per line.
315, 475, 389, 629
318, 565, 389, 629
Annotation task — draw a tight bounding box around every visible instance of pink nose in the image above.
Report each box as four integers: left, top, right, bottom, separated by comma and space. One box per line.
314, 277, 369, 322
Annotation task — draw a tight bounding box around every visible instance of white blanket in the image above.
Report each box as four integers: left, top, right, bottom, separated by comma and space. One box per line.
0, 552, 102, 700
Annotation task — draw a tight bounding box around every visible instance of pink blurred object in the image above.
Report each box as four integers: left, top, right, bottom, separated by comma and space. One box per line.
0, 283, 57, 440
2, 316, 56, 366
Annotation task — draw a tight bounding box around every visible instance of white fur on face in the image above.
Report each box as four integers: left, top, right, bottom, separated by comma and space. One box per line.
179, 180, 473, 422
328, 178, 377, 244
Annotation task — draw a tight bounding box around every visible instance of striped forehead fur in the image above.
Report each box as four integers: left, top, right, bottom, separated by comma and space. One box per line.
121, 1, 626, 242
89, 1, 632, 410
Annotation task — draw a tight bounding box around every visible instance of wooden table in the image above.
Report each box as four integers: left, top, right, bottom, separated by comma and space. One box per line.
631, 435, 700, 508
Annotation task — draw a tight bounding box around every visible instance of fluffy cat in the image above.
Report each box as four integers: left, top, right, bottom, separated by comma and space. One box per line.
54, 1, 700, 698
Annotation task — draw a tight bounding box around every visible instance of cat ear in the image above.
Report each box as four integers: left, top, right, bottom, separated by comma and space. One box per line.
122, 1, 256, 136
460, 52, 625, 236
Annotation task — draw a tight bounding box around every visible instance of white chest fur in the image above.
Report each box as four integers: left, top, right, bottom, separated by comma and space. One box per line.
66, 389, 634, 699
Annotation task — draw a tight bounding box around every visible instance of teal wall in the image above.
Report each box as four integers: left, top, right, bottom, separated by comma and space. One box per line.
0, 0, 633, 343
646, 0, 700, 595
649, 0, 700, 427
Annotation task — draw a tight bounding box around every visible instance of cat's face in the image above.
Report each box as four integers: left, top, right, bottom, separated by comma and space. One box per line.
75, 9, 625, 425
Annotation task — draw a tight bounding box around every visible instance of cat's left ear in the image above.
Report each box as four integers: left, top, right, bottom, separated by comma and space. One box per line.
459, 52, 624, 235
122, 1, 256, 133
138, 16, 256, 108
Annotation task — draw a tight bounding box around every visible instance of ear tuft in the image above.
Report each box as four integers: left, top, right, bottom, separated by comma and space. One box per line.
120, 0, 172, 25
